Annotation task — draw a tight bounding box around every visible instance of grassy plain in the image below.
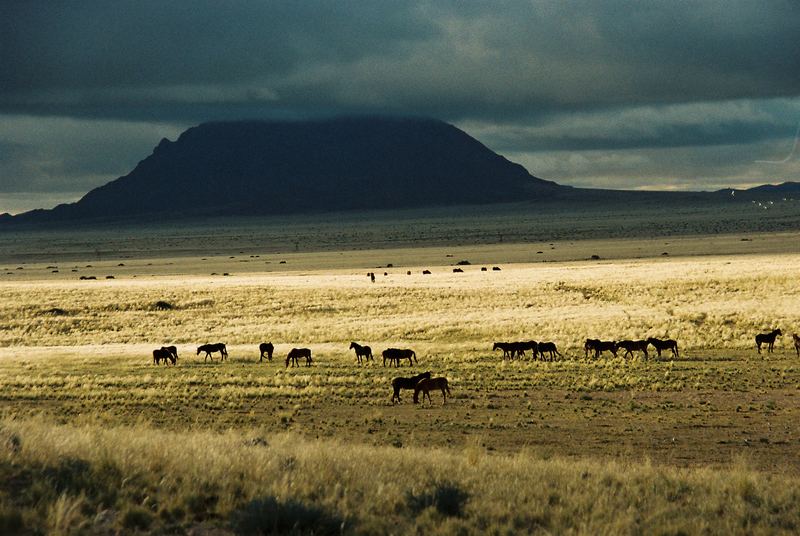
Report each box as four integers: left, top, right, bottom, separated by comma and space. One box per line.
1, 220, 800, 533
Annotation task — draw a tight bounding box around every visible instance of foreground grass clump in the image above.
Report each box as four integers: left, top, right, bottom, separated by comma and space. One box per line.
1, 420, 799, 534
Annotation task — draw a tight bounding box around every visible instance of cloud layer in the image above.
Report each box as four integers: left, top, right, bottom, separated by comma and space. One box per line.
1, 1, 798, 212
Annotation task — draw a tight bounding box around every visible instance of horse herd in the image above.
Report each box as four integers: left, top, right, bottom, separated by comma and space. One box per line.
151, 341, 450, 404
154, 329, 800, 368
492, 330, 800, 361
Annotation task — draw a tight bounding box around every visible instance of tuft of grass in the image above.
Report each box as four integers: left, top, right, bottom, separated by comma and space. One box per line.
232, 496, 344, 535
407, 481, 469, 517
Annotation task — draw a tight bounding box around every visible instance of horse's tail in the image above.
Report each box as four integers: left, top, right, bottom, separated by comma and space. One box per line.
674, 342, 679, 358
445, 379, 451, 395
412, 350, 417, 363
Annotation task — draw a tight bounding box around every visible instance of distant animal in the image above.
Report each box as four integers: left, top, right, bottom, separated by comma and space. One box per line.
755, 329, 782, 354
349, 342, 373, 364
163, 345, 178, 363
259, 342, 274, 362
152, 347, 174, 365
382, 348, 417, 367
492, 342, 517, 359
413, 377, 451, 405
453, 268, 463, 273
537, 341, 561, 360
584, 339, 600, 358
794, 334, 800, 357
647, 337, 679, 358
616, 340, 649, 359
587, 339, 617, 358
519, 341, 539, 359
422, 270, 431, 275
391, 371, 432, 404
285, 348, 312, 367
197, 343, 228, 361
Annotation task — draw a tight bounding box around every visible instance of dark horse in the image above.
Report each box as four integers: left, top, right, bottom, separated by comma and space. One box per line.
755, 329, 782, 354
616, 340, 649, 359
647, 337, 679, 358
259, 342, 274, 362
794, 334, 800, 357
349, 342, 373, 364
585, 339, 617, 359
152, 347, 176, 365
413, 377, 451, 405
391, 371, 431, 403
492, 342, 518, 359
197, 343, 228, 362
537, 341, 561, 361
286, 348, 312, 367
382, 348, 417, 367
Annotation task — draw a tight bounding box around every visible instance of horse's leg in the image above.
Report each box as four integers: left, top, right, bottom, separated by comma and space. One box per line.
441, 386, 446, 404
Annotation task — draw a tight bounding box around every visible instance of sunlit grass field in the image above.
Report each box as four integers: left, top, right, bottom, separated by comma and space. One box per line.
2, 247, 800, 533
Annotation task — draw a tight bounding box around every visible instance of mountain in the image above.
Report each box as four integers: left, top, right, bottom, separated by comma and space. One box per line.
719, 181, 800, 201
9, 117, 564, 224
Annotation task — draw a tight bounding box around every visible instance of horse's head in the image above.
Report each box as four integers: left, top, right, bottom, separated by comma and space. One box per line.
492, 342, 500, 350
422, 371, 432, 380
349, 342, 356, 349
196, 347, 202, 355
776, 328, 783, 336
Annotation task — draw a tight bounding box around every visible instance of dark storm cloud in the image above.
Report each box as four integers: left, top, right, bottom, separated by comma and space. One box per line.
1, 1, 798, 121
0, 1, 799, 211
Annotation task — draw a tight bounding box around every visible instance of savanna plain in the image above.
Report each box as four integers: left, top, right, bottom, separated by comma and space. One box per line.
2, 206, 800, 534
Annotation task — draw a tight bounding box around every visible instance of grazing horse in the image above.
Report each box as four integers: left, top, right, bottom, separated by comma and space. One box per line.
382, 348, 416, 367
152, 347, 174, 365
413, 377, 451, 405
349, 342, 373, 364
286, 348, 312, 367
537, 341, 561, 361
493, 342, 517, 359
259, 342, 274, 362
647, 337, 679, 358
755, 329, 782, 354
197, 343, 228, 362
794, 334, 800, 357
586, 339, 616, 358
519, 341, 539, 360
584, 339, 600, 358
616, 340, 649, 359
391, 371, 432, 403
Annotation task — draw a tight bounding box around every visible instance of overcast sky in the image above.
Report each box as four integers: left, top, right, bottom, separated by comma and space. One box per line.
1, 1, 799, 213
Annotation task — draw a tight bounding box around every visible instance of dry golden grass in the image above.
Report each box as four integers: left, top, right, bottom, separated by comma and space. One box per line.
2, 419, 800, 535
2, 248, 800, 533
2, 253, 798, 352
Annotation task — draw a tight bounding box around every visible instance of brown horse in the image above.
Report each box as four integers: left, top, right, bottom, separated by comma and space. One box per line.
794, 334, 800, 357
647, 337, 679, 358
519, 341, 539, 359
349, 342, 373, 364
259, 342, 274, 362
537, 341, 561, 361
391, 371, 431, 404
286, 348, 312, 367
197, 343, 228, 361
492, 342, 518, 359
382, 348, 416, 367
616, 340, 649, 359
586, 339, 617, 358
755, 329, 782, 354
413, 377, 451, 405
152, 347, 174, 365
